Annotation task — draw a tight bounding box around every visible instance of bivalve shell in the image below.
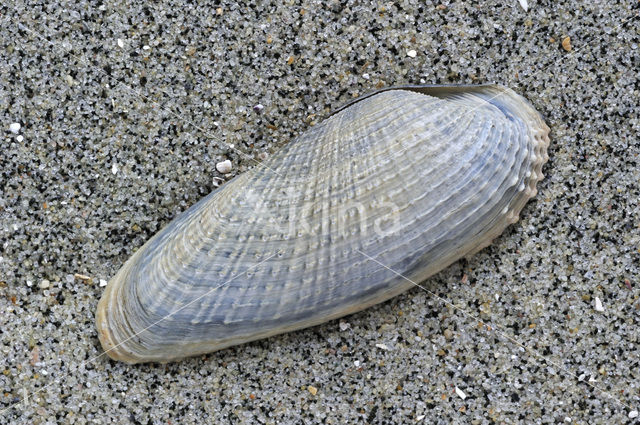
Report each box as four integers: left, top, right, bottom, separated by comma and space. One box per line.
96, 84, 550, 363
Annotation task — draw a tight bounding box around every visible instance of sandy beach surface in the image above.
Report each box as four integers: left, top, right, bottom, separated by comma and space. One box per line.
1, 1, 639, 423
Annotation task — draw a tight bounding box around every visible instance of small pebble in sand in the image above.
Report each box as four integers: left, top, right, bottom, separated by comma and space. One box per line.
624, 278, 632, 290
443, 329, 453, 340
39, 279, 50, 289
629, 410, 639, 419
339, 321, 350, 331
406, 49, 417, 58
253, 104, 264, 113
562, 36, 572, 52
17, 135, 24, 142
216, 160, 232, 174
99, 279, 108, 287
9, 122, 21, 134
307, 385, 318, 395
375, 343, 390, 350
117, 38, 124, 48
594, 297, 605, 312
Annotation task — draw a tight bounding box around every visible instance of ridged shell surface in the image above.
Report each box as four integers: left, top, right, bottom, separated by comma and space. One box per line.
96, 85, 550, 363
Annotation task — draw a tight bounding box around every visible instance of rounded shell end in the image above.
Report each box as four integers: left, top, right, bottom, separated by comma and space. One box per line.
95, 282, 145, 364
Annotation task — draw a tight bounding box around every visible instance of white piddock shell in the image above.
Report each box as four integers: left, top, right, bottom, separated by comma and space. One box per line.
96, 85, 550, 363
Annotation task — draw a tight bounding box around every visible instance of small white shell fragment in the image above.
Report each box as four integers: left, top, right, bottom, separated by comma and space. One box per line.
26, 280, 33, 287
9, 122, 21, 133
375, 343, 390, 350
416, 415, 425, 421
594, 297, 605, 312
143, 45, 150, 50
518, 0, 528, 11
407, 49, 417, 58
111, 164, 119, 175
75, 273, 92, 283
99, 279, 108, 287
455, 386, 467, 400
117, 38, 124, 48
578, 373, 586, 381
362, 73, 370, 80
629, 410, 639, 419
39, 279, 50, 289
17, 135, 24, 142
253, 104, 264, 113
216, 159, 232, 174
339, 321, 350, 331
353, 360, 360, 367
